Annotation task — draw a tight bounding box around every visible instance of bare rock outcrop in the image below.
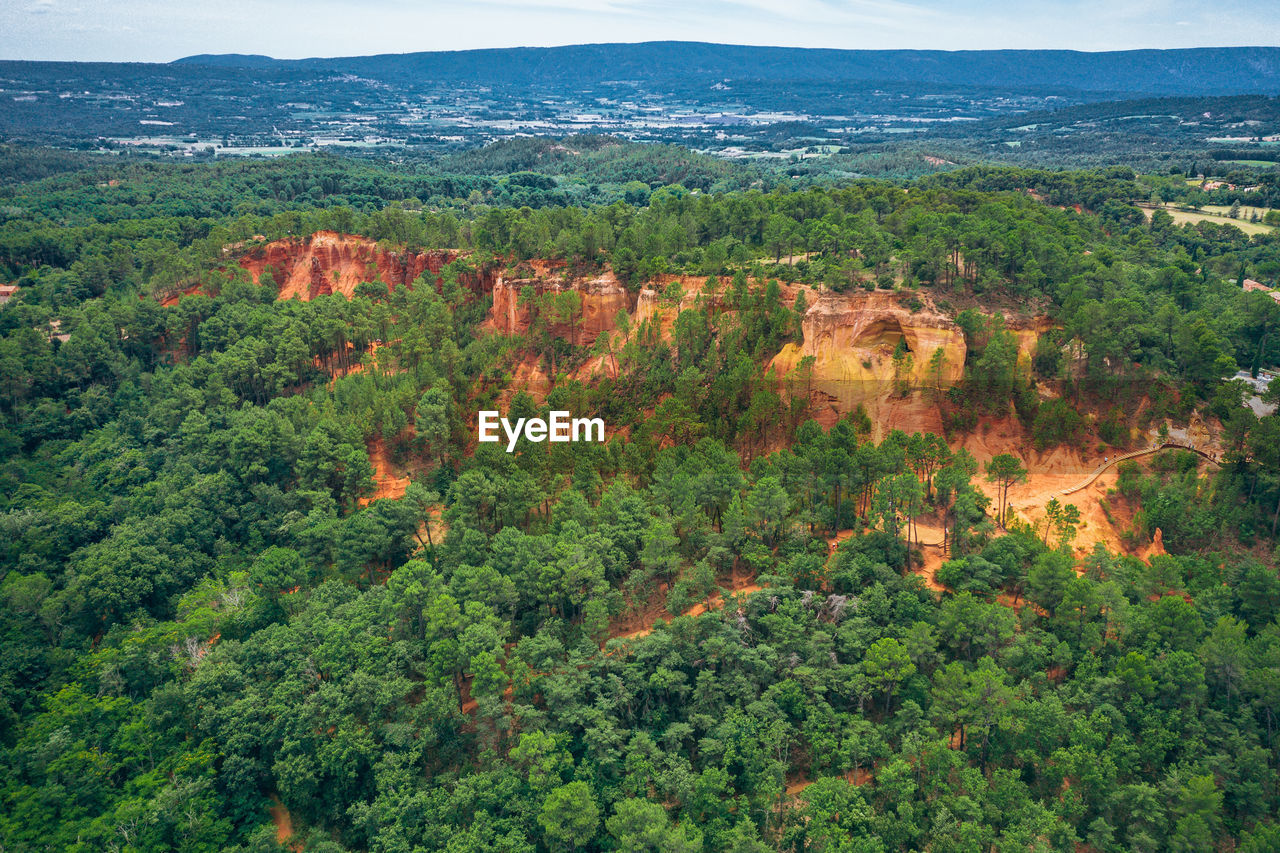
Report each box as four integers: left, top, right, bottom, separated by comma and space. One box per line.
237, 231, 471, 300
490, 271, 634, 348
770, 290, 967, 409
481, 271, 1053, 440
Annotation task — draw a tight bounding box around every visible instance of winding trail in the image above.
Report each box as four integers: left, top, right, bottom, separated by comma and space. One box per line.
1057, 442, 1219, 497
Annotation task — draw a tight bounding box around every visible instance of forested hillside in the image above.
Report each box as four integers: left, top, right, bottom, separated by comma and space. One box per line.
2, 149, 1280, 852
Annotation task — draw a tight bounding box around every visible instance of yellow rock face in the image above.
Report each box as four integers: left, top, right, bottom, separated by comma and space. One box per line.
770, 290, 967, 410
1007, 316, 1054, 379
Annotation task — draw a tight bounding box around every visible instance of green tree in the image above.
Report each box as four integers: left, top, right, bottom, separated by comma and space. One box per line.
606, 798, 702, 852
985, 453, 1027, 529
539, 781, 600, 851
863, 637, 915, 713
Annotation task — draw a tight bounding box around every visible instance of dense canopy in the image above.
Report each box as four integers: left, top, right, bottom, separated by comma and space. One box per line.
1, 147, 1279, 852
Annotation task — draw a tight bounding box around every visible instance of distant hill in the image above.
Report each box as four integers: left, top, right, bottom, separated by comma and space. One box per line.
172, 41, 1280, 96
171, 53, 278, 68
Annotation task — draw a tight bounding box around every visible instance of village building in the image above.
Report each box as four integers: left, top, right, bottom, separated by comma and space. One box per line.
1242, 279, 1280, 304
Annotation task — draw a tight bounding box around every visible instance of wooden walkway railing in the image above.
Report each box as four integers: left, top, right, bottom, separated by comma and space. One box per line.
1058, 442, 1220, 497
890, 443, 1220, 555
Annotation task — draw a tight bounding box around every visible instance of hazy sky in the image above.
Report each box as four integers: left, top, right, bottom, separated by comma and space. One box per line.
3, 0, 1279, 63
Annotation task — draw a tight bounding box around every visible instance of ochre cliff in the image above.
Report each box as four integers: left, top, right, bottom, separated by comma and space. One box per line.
483, 275, 1008, 437
770, 290, 967, 406
489, 271, 635, 348
1008, 315, 1055, 378
633, 275, 730, 334
490, 272, 739, 347
237, 231, 469, 301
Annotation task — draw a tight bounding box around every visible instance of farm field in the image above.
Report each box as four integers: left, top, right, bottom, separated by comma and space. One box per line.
1140, 201, 1277, 234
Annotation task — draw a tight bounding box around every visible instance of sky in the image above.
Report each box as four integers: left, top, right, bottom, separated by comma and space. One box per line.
3, 0, 1279, 63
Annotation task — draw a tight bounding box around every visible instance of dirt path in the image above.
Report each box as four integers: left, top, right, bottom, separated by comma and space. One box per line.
1058, 442, 1219, 496
826, 529, 856, 553
911, 520, 949, 592
955, 416, 1221, 560
269, 795, 302, 852
963, 440, 1148, 560
826, 520, 950, 591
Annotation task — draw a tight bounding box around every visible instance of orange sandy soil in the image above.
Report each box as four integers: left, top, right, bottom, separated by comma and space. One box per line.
268, 795, 302, 852
634, 274, 808, 341
360, 437, 411, 505
360, 436, 450, 552
611, 572, 765, 643
827, 519, 953, 593
826, 529, 857, 552
821, 415, 1183, 598
910, 519, 950, 593
158, 283, 204, 307
958, 416, 1164, 561
241, 231, 458, 301
482, 271, 805, 356
503, 354, 554, 402
493, 354, 634, 449
786, 767, 874, 797
459, 678, 477, 717
325, 340, 396, 388
500, 350, 625, 401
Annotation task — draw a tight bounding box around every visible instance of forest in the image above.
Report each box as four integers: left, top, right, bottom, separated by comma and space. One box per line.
1, 142, 1280, 852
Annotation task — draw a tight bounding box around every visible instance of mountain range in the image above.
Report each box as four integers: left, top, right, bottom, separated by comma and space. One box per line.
169, 42, 1280, 96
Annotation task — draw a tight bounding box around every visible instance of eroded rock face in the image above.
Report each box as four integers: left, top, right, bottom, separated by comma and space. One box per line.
483, 273, 1051, 436
633, 278, 723, 331
770, 290, 967, 408
1008, 315, 1055, 378
237, 231, 469, 300
490, 271, 634, 348
1151, 527, 1166, 556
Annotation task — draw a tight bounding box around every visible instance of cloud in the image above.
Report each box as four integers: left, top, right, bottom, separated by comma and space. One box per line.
26, 0, 57, 13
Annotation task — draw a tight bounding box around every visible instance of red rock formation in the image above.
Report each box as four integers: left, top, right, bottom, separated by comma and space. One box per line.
1141, 527, 1168, 563
1007, 315, 1055, 378
236, 231, 475, 301
633, 277, 730, 334
484, 275, 1056, 431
